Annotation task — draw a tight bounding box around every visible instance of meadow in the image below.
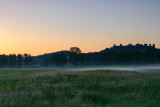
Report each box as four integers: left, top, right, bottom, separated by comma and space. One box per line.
0, 68, 160, 107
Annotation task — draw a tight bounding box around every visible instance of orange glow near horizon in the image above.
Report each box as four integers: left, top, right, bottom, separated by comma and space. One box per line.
1, 22, 160, 56
1, 31, 160, 56
1, 21, 160, 56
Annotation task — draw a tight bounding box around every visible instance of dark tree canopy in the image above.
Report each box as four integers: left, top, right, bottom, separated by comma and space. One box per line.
51, 53, 67, 67
8, 54, 17, 67
1, 44, 160, 68
0, 54, 8, 67
69, 47, 84, 65
23, 53, 33, 66
70, 47, 81, 54
17, 54, 23, 67
0, 53, 33, 68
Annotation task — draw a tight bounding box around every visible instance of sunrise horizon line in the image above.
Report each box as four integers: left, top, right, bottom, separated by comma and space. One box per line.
1, 43, 159, 57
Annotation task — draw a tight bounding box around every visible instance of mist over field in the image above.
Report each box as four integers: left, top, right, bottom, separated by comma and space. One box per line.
0, 67, 160, 106
69, 65, 160, 72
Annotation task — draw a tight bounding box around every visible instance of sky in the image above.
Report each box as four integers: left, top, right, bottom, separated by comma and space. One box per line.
0, 0, 160, 56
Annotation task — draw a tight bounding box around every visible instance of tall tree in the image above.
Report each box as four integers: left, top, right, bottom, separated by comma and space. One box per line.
0, 54, 8, 67
23, 53, 32, 66
70, 47, 81, 54
8, 54, 17, 67
51, 53, 67, 67
69, 47, 82, 65
17, 54, 23, 67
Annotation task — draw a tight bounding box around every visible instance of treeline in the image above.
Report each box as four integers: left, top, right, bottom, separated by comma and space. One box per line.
44, 53, 67, 67
94, 51, 160, 65
44, 47, 160, 67
0, 54, 32, 67
2, 47, 160, 68
44, 47, 84, 67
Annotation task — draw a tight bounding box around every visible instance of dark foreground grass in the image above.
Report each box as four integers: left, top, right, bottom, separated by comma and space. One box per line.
0, 69, 160, 107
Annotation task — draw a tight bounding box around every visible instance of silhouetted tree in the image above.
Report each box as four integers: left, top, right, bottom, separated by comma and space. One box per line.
69, 47, 82, 65
23, 53, 32, 66
51, 53, 67, 67
44, 58, 52, 66
98, 53, 109, 65
79, 53, 85, 65
8, 54, 17, 67
17, 54, 23, 67
70, 47, 81, 54
0, 54, 8, 67
85, 53, 92, 65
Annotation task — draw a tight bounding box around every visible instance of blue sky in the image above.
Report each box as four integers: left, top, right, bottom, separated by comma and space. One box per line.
0, 0, 160, 55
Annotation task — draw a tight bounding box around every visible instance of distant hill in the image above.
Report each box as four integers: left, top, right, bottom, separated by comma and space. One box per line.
100, 43, 159, 53
33, 44, 160, 66
33, 51, 70, 65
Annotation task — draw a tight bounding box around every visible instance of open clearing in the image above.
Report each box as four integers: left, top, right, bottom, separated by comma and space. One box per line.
0, 68, 160, 107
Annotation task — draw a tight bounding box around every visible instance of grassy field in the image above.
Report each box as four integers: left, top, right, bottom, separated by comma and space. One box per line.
0, 68, 160, 107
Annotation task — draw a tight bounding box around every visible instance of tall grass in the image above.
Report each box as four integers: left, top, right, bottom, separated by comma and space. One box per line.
0, 69, 160, 107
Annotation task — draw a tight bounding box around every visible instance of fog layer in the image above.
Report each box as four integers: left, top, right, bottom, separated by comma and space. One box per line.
71, 65, 160, 72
